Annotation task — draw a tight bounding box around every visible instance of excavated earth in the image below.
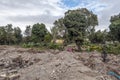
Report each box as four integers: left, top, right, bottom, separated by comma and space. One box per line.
0, 45, 120, 80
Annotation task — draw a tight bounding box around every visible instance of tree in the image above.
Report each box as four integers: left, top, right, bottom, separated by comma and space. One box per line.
109, 13, 120, 42
24, 25, 31, 37
14, 27, 22, 44
51, 18, 66, 43
0, 25, 23, 45
44, 33, 52, 43
31, 23, 48, 43
5, 24, 14, 45
24, 25, 32, 43
51, 26, 58, 43
89, 30, 108, 43
0, 27, 7, 44
63, 8, 98, 51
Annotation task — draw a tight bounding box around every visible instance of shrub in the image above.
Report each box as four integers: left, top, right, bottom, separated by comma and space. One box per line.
22, 42, 47, 48
22, 42, 35, 48
106, 44, 120, 55
44, 33, 52, 43
88, 44, 102, 52
48, 42, 63, 50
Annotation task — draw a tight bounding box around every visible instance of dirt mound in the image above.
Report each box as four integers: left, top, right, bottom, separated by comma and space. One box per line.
0, 46, 120, 80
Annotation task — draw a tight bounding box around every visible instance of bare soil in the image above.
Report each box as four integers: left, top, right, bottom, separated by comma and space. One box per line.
0, 45, 120, 80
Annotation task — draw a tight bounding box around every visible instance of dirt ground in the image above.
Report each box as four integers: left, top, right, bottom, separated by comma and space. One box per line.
0, 45, 120, 80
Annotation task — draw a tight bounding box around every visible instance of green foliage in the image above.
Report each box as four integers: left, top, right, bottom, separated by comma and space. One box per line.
81, 42, 120, 55
22, 43, 34, 48
0, 27, 7, 44
23, 25, 32, 43
31, 23, 48, 43
109, 13, 120, 42
53, 18, 65, 37
83, 39, 91, 45
48, 42, 62, 50
105, 43, 120, 55
51, 19, 65, 43
44, 33, 52, 43
14, 27, 22, 44
22, 42, 46, 48
0, 24, 22, 45
63, 8, 98, 51
5, 24, 14, 45
22, 42, 63, 50
89, 30, 108, 43
89, 44, 102, 52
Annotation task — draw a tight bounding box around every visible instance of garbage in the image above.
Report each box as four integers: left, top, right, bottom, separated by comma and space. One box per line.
108, 71, 120, 80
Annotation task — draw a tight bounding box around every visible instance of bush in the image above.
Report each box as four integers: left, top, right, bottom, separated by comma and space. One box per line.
87, 43, 120, 55
22, 42, 47, 48
44, 33, 52, 43
89, 44, 102, 52
22, 42, 63, 50
22, 42, 35, 48
48, 42, 63, 50
106, 44, 120, 55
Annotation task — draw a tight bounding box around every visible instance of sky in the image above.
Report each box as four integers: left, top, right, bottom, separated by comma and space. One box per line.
0, 0, 120, 31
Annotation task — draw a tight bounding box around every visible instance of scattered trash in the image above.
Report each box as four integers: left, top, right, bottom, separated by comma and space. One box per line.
108, 71, 120, 80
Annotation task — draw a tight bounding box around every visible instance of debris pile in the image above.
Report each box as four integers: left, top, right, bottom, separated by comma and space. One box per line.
0, 52, 41, 80
74, 52, 120, 80
0, 46, 120, 80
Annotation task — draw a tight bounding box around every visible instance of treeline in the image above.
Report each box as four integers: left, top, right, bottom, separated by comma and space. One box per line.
0, 8, 120, 53
0, 23, 52, 45
0, 24, 22, 45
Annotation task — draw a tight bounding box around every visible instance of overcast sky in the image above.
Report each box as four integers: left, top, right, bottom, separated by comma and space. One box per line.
0, 0, 120, 31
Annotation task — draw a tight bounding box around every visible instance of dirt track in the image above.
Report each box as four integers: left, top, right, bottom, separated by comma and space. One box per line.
0, 46, 120, 80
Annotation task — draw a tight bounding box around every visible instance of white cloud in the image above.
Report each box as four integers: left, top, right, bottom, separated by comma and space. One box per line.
67, 0, 120, 31
96, 0, 120, 31
0, 0, 120, 32
0, 0, 66, 31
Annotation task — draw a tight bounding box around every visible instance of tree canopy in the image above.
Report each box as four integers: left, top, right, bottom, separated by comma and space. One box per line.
109, 13, 120, 42
31, 23, 48, 43
63, 8, 98, 51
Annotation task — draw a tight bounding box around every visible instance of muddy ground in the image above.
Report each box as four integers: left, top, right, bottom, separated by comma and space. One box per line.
0, 45, 120, 80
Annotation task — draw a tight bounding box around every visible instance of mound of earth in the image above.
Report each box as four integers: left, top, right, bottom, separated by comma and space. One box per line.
0, 46, 120, 80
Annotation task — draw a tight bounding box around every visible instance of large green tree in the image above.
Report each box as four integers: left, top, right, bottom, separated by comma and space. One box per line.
0, 25, 23, 45
63, 8, 98, 51
14, 27, 22, 44
31, 23, 48, 43
109, 13, 120, 42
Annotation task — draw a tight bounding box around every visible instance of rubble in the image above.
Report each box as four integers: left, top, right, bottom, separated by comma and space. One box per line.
0, 70, 20, 80
0, 46, 120, 80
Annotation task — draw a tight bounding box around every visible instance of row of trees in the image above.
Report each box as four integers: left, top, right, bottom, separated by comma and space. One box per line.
24, 23, 51, 43
0, 23, 52, 45
0, 8, 120, 51
51, 8, 120, 50
0, 24, 22, 45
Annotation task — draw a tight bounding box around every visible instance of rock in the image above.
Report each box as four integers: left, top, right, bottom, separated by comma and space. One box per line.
0, 73, 20, 80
